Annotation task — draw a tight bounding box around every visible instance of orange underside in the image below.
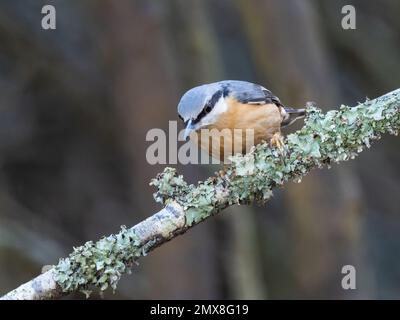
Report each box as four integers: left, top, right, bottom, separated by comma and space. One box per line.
191, 98, 283, 161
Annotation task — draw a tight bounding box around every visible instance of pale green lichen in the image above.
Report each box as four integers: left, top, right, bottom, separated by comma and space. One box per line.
150, 168, 191, 205
54, 225, 142, 296
53, 89, 399, 297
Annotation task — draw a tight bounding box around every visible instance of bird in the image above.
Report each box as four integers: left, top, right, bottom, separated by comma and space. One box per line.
177, 80, 305, 162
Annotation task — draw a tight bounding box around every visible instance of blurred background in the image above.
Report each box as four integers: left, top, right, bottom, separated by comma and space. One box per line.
0, 0, 399, 299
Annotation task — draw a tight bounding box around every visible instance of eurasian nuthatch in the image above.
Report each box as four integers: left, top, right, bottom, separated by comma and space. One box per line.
177, 80, 305, 160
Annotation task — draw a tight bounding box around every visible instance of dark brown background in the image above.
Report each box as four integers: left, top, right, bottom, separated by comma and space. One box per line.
0, 0, 399, 299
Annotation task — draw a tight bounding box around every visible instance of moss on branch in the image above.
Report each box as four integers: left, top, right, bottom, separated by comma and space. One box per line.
52, 89, 399, 297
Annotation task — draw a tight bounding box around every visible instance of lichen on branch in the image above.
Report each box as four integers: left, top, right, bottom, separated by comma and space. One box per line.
54, 226, 142, 297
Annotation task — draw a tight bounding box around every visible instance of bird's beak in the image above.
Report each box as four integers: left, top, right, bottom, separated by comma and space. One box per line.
183, 119, 195, 140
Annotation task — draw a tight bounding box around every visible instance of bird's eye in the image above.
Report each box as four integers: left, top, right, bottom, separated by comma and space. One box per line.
205, 105, 212, 113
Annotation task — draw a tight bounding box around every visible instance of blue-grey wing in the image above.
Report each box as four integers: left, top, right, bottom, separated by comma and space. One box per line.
219, 80, 282, 106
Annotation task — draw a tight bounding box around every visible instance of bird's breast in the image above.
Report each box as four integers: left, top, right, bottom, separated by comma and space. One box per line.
192, 97, 283, 161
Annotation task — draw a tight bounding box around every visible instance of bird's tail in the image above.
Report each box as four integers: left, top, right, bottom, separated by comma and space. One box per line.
281, 107, 306, 127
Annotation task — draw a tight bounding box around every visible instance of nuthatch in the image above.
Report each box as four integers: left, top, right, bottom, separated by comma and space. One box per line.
177, 80, 305, 161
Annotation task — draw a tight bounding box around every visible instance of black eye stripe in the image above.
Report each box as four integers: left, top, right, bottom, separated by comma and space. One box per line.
192, 89, 223, 125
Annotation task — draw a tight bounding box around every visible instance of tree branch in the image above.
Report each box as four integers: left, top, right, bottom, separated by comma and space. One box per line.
1, 89, 399, 300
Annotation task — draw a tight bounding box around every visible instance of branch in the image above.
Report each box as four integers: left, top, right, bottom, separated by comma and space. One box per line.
1, 89, 399, 300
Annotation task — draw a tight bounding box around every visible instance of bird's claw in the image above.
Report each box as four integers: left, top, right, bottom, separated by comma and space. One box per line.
270, 132, 285, 151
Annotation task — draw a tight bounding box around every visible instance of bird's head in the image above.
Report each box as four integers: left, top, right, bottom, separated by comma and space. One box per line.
177, 82, 229, 140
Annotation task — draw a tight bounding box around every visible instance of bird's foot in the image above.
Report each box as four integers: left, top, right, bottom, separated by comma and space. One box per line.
270, 132, 285, 151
